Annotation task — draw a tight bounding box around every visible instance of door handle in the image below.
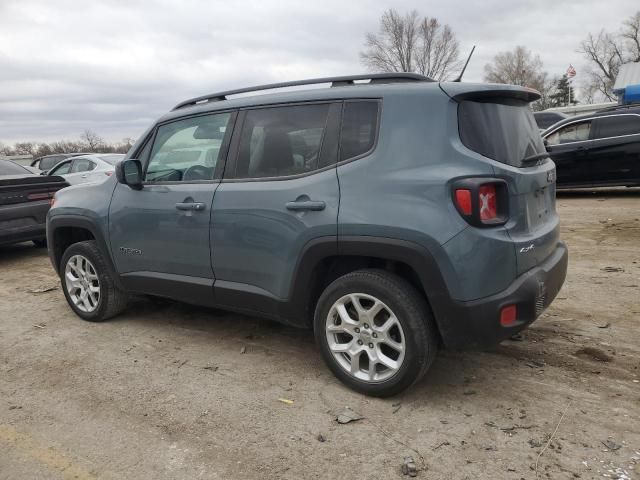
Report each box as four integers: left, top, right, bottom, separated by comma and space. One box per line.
175, 202, 206, 211
285, 200, 326, 211
81, 175, 88, 178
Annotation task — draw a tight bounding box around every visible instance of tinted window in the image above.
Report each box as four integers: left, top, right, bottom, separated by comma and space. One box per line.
50, 160, 73, 175
546, 121, 591, 146
71, 158, 96, 173
459, 99, 546, 166
594, 115, 640, 139
40, 155, 65, 171
340, 101, 378, 161
145, 112, 232, 182
0, 161, 30, 175
534, 112, 566, 130
234, 104, 330, 179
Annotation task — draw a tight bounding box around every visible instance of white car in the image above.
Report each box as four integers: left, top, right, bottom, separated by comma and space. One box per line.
46, 154, 125, 185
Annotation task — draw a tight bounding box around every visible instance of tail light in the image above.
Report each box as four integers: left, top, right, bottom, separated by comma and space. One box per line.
104, 171, 113, 176
27, 192, 55, 201
452, 179, 508, 227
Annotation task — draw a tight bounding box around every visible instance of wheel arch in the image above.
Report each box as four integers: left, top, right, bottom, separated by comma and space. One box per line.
286, 236, 455, 343
47, 215, 123, 289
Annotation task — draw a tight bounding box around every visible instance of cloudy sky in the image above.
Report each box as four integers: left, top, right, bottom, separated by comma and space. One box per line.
0, 0, 636, 145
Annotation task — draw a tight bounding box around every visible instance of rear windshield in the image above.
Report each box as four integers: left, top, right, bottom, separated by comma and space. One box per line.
458, 99, 546, 167
0, 161, 30, 175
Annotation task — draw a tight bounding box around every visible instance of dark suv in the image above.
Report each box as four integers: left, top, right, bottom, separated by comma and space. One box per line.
47, 74, 568, 396
543, 104, 640, 188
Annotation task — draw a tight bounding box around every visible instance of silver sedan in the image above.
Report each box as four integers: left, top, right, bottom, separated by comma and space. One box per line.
46, 154, 125, 185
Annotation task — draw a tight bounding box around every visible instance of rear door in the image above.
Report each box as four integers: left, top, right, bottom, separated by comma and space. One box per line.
544, 120, 594, 186
67, 157, 96, 184
211, 102, 341, 308
108, 111, 235, 301
589, 114, 640, 185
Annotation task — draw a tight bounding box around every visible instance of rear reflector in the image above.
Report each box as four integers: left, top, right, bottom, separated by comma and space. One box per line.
454, 189, 472, 215
479, 184, 497, 221
500, 304, 517, 327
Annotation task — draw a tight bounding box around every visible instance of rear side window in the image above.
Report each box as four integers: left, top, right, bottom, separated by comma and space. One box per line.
71, 158, 95, 173
546, 121, 591, 145
458, 100, 546, 167
593, 115, 640, 139
234, 104, 330, 179
340, 101, 379, 161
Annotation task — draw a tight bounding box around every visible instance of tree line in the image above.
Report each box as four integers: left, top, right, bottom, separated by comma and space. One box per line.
0, 130, 135, 159
361, 9, 640, 110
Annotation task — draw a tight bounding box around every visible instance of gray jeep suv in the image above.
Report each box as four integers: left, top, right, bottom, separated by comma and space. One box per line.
47, 74, 568, 396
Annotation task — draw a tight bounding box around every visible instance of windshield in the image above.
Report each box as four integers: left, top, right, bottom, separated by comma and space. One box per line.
458, 99, 546, 167
99, 154, 125, 166
0, 161, 31, 175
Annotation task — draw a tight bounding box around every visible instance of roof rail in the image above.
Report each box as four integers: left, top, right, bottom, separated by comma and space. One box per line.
172, 73, 432, 110
596, 102, 640, 113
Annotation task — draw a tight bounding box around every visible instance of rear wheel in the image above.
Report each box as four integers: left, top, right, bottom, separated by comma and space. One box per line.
60, 240, 128, 321
314, 269, 438, 397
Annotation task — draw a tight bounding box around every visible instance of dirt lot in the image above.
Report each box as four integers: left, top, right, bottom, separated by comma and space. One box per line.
1, 190, 639, 480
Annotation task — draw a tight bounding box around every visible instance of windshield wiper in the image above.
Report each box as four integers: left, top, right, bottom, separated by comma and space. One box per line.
520, 152, 549, 164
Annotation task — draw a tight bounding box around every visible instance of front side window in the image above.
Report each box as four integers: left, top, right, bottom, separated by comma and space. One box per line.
50, 160, 73, 175
234, 104, 330, 179
546, 121, 591, 145
340, 101, 379, 161
145, 112, 233, 182
593, 115, 640, 139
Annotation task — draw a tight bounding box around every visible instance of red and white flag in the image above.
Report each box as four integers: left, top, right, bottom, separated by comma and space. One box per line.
567, 65, 576, 79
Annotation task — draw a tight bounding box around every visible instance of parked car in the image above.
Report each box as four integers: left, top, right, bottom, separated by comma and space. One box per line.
46, 154, 125, 185
534, 111, 568, 131
31, 152, 91, 172
47, 74, 568, 396
0, 160, 68, 247
542, 104, 640, 188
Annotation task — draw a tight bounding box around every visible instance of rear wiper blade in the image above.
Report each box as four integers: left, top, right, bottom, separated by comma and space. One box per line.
520, 152, 549, 164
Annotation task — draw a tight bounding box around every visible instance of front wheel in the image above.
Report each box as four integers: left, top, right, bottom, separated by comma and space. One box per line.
314, 269, 438, 397
60, 240, 128, 321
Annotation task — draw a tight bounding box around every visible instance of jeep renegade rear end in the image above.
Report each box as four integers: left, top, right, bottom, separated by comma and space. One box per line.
47, 74, 567, 396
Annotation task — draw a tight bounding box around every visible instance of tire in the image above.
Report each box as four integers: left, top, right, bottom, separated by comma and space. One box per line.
59, 240, 128, 321
32, 238, 47, 248
314, 269, 438, 397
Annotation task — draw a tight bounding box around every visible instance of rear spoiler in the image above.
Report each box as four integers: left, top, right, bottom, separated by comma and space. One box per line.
439, 82, 541, 103
0, 175, 68, 190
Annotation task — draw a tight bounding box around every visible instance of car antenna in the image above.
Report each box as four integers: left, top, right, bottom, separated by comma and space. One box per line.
452, 45, 476, 82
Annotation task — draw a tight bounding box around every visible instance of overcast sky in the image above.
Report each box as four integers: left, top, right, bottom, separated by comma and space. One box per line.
0, 0, 636, 145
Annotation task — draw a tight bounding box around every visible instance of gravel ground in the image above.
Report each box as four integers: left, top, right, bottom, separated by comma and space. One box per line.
1, 189, 639, 480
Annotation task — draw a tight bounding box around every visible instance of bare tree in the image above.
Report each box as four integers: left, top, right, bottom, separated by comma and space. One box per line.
483, 46, 552, 110
13, 142, 37, 156
579, 11, 640, 101
80, 129, 104, 151
360, 9, 461, 80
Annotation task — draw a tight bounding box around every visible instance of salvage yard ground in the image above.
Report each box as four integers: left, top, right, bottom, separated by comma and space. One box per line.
1, 190, 639, 480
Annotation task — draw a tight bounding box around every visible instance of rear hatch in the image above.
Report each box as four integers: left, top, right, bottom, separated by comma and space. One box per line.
441, 82, 560, 275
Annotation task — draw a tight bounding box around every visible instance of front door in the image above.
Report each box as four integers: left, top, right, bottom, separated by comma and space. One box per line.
546, 119, 593, 186
109, 111, 235, 300
211, 103, 341, 311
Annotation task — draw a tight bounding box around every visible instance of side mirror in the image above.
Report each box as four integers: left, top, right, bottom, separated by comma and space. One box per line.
116, 159, 143, 190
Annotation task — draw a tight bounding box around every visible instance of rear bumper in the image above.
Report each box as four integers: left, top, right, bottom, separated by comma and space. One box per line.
440, 241, 568, 349
0, 201, 49, 246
